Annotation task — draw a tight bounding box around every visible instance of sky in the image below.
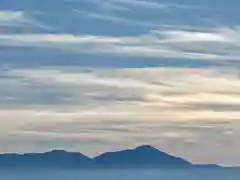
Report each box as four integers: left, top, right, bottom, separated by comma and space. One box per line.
0, 0, 240, 166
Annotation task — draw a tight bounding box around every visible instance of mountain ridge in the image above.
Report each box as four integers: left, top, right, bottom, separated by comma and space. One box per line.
0, 145, 223, 169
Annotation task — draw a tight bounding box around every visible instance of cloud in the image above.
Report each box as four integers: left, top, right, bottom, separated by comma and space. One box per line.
73, 9, 159, 28
0, 11, 26, 25
0, 66, 239, 164
0, 26, 240, 66
0, 67, 239, 118
180, 103, 240, 112
110, 0, 204, 11
0, 10, 52, 33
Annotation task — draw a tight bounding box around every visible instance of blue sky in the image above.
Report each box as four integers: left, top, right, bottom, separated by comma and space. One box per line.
0, 0, 240, 166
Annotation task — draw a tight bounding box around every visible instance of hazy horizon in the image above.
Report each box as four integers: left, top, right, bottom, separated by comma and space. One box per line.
1, 169, 239, 180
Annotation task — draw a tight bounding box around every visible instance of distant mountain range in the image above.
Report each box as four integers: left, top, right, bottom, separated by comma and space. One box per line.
0, 145, 222, 169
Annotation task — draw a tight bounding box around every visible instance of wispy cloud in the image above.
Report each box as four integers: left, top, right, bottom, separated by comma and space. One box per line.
0, 11, 27, 26
0, 26, 240, 64
1, 67, 239, 117
110, 0, 205, 11
74, 9, 158, 28
0, 10, 52, 33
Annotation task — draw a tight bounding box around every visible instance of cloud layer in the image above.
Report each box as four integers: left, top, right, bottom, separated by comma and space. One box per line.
0, 67, 239, 165
0, 0, 240, 165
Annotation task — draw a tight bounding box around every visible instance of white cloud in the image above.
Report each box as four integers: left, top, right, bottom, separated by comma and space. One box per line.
0, 11, 27, 26
0, 11, 25, 22
0, 10, 52, 32
110, 0, 169, 10
155, 29, 233, 42
106, 0, 205, 12
0, 26, 240, 62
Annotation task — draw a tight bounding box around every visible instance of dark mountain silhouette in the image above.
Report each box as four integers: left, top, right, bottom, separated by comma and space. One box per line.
0, 150, 93, 168
0, 145, 222, 169
94, 145, 191, 167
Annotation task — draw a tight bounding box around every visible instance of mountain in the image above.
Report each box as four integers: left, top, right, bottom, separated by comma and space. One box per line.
0, 145, 221, 169
0, 150, 93, 168
94, 145, 191, 167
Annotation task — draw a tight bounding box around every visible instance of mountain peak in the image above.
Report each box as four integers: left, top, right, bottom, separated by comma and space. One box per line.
94, 145, 191, 167
135, 145, 159, 151
48, 149, 68, 153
